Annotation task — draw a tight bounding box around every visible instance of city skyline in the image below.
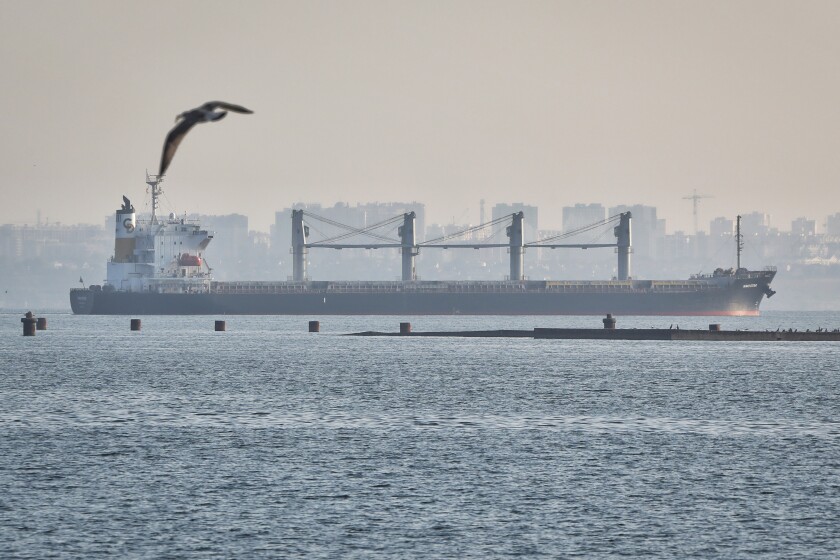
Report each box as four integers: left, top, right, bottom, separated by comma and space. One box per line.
2, 1, 840, 234
3, 196, 838, 310
5, 197, 839, 238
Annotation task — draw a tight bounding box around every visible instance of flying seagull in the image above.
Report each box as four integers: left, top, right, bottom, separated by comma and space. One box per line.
159, 101, 253, 176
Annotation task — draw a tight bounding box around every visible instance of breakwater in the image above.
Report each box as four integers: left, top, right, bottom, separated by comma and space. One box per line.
351, 327, 840, 341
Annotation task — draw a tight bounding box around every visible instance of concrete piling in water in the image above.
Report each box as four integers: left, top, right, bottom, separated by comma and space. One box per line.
36, 317, 47, 331
309, 320, 320, 333
602, 314, 616, 329
130, 319, 141, 331
21, 312, 36, 336
215, 320, 226, 331
400, 322, 412, 334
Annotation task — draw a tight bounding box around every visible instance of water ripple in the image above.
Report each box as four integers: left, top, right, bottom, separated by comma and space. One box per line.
1, 313, 839, 558
2, 409, 838, 437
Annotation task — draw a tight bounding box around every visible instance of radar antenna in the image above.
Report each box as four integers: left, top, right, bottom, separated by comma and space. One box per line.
145, 171, 164, 224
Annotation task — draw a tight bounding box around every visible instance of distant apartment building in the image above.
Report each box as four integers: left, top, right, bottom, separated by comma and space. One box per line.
827, 213, 840, 237
661, 231, 696, 262
191, 213, 249, 280
709, 217, 734, 238
608, 204, 664, 260
0, 223, 111, 308
739, 212, 772, 236
425, 222, 482, 242
0, 223, 108, 261
491, 202, 539, 243
791, 217, 816, 237
562, 203, 605, 234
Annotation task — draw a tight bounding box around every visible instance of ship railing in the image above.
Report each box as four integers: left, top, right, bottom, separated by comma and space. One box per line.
543, 282, 640, 293
538, 279, 719, 292
211, 281, 314, 294
319, 281, 536, 294
692, 267, 777, 280
182, 278, 731, 295
147, 278, 211, 294
648, 280, 722, 290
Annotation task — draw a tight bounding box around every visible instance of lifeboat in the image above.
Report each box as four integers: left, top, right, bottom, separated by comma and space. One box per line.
179, 254, 202, 267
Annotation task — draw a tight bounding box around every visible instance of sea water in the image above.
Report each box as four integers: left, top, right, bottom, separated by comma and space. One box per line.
1, 311, 839, 558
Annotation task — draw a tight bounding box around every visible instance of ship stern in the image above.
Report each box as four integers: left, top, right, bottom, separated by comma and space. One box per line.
70, 288, 95, 314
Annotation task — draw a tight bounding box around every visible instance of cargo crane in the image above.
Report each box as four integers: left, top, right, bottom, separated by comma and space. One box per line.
293, 210, 632, 282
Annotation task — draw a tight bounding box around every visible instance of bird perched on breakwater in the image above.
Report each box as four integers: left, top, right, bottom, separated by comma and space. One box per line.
159, 101, 253, 176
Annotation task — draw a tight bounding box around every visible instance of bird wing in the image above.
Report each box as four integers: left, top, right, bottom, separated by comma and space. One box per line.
203, 101, 253, 114
159, 117, 199, 176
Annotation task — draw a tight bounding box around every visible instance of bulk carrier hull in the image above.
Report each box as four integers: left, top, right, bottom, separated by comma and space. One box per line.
72, 186, 777, 316
70, 273, 776, 316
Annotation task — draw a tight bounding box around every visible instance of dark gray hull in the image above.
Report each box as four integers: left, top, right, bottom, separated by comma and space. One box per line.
71, 272, 776, 316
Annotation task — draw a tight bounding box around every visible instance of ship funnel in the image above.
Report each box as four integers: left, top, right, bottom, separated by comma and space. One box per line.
114, 195, 136, 263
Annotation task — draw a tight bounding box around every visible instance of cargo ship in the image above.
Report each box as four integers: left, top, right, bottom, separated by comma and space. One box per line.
70, 176, 777, 316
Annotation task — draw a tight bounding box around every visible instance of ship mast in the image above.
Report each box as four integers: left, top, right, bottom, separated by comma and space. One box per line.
736, 214, 743, 270
145, 172, 164, 224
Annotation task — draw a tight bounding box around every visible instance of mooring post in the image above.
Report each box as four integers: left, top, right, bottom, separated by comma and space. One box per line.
21, 311, 36, 336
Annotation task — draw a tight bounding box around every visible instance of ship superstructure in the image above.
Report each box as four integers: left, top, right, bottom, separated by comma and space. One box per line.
105, 175, 213, 294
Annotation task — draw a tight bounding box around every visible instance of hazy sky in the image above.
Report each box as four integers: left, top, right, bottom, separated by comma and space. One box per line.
2, 0, 839, 233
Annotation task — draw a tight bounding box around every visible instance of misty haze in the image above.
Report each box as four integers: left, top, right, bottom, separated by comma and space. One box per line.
2, 1, 839, 311
3, 3, 840, 559
1, 196, 837, 310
